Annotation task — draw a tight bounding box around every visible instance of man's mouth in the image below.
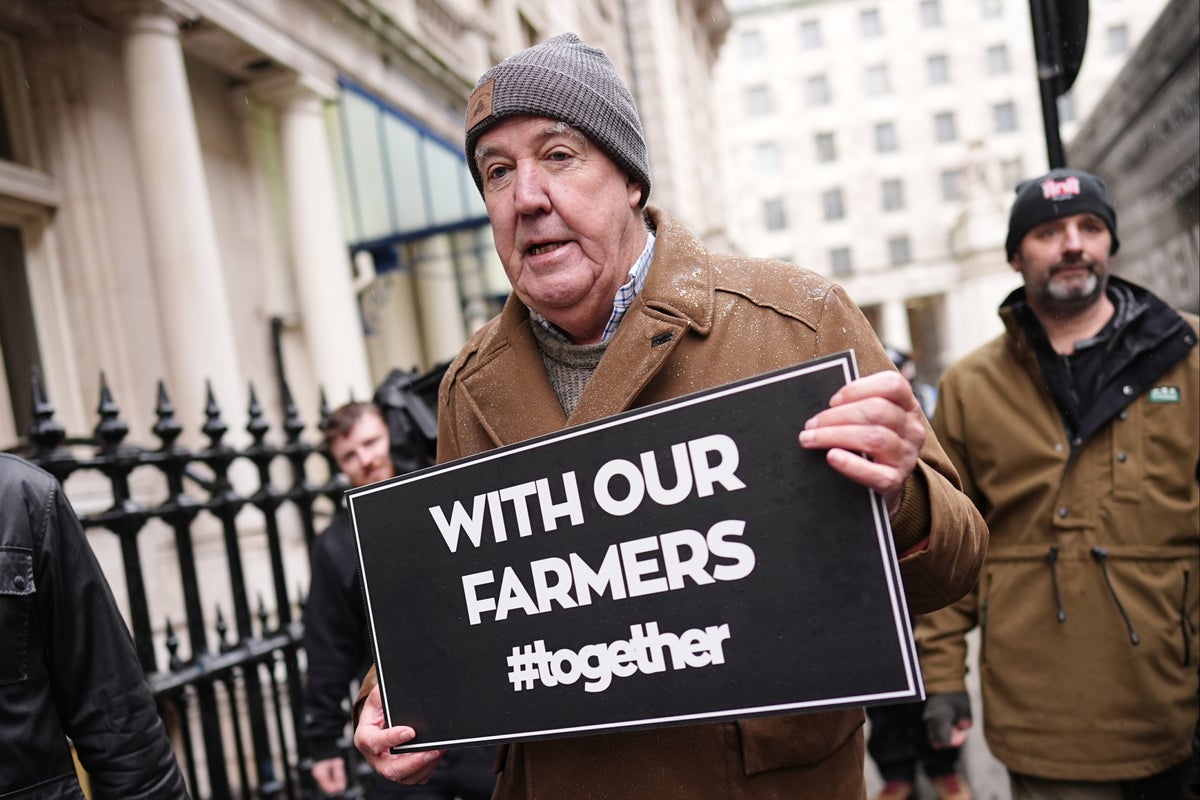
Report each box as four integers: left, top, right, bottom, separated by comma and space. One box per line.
527, 241, 566, 256
1052, 261, 1092, 276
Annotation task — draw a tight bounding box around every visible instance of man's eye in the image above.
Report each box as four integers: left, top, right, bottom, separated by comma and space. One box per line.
548, 151, 571, 162
487, 165, 509, 181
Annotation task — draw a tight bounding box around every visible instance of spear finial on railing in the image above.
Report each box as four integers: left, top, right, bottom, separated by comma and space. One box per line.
27, 365, 66, 453
201, 380, 228, 446
246, 383, 269, 444
94, 372, 130, 452
152, 380, 183, 449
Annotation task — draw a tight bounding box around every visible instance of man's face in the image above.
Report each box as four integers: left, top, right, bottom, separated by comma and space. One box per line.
1011, 212, 1112, 316
475, 116, 648, 344
329, 410, 394, 489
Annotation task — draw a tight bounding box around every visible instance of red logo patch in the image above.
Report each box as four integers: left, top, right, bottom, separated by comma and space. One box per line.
1040, 176, 1081, 200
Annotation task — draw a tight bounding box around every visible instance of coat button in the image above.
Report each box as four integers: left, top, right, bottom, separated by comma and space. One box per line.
1117, 452, 1128, 463
1057, 507, 1068, 518
13, 575, 25, 590
1118, 411, 1128, 421
1122, 385, 1134, 396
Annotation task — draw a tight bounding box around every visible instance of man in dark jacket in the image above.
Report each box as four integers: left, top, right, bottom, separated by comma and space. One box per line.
919, 169, 1199, 799
0, 452, 189, 799
303, 401, 495, 799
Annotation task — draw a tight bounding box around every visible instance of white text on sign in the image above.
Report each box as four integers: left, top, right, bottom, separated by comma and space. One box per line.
506, 620, 732, 693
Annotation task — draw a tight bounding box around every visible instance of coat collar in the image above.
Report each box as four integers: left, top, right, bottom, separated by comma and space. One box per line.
455, 206, 715, 446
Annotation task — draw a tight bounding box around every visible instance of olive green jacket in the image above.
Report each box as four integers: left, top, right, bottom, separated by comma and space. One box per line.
360, 207, 987, 798
918, 282, 1199, 781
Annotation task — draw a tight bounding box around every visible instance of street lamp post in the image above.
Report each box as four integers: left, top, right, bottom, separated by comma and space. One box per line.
1028, 0, 1089, 168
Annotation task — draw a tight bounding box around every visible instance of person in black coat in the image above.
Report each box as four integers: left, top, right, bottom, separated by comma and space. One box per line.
0, 453, 189, 799
303, 401, 496, 799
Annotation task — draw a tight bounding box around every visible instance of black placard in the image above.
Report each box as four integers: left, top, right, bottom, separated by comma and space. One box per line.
350, 351, 922, 752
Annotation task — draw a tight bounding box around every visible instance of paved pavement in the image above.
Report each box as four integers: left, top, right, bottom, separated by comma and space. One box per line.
865, 629, 1012, 800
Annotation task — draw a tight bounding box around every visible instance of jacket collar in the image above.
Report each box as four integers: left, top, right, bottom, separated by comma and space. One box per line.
455, 206, 715, 445
997, 274, 1197, 451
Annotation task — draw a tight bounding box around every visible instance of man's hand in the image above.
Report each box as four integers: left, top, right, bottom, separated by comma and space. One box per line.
924, 691, 973, 749
799, 370, 926, 517
311, 756, 347, 795
353, 684, 443, 785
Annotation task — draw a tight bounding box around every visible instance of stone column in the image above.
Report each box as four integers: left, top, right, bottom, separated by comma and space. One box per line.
268, 76, 372, 404
414, 234, 467, 364
117, 2, 244, 430
880, 298, 913, 355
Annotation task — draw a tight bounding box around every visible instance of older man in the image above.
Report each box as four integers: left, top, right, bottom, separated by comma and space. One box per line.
354, 33, 987, 799
918, 170, 1199, 800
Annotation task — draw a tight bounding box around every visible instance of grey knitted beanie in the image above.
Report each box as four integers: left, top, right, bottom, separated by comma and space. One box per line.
1005, 169, 1120, 260
464, 32, 651, 207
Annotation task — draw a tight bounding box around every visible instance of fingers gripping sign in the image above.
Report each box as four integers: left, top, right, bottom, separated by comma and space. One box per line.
798, 370, 926, 517
353, 685, 444, 785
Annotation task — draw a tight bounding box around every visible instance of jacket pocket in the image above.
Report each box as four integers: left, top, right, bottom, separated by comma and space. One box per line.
736, 709, 864, 775
0, 545, 35, 685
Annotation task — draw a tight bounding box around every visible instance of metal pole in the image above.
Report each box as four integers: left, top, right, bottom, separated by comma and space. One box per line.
1029, 0, 1067, 167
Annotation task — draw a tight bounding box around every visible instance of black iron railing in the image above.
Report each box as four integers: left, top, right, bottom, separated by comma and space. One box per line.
14, 364, 443, 800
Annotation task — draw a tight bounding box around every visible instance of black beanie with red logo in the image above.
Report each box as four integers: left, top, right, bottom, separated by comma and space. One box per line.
1005, 169, 1120, 260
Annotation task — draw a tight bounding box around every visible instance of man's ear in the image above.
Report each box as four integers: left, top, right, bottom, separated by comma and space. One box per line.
1009, 252, 1023, 273
628, 181, 642, 209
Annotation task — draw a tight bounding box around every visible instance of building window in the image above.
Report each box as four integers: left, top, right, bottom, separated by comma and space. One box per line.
993, 101, 1017, 133
888, 236, 912, 266
934, 111, 957, 142
1058, 91, 1076, 124
815, 131, 837, 163
927, 54, 950, 85
981, 0, 1003, 18
755, 141, 780, 175
0, 35, 31, 165
806, 75, 831, 106
746, 85, 771, 117
1106, 24, 1129, 55
0, 82, 12, 161
920, 0, 942, 28
866, 64, 890, 96
830, 247, 853, 277
800, 19, 822, 49
764, 198, 787, 231
940, 168, 963, 202
860, 9, 882, 38
874, 121, 898, 153
822, 188, 845, 221
740, 30, 765, 61
986, 44, 1010, 75
881, 178, 905, 211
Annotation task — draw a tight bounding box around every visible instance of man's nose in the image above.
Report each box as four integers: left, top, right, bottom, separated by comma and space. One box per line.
1062, 224, 1084, 251
513, 161, 550, 214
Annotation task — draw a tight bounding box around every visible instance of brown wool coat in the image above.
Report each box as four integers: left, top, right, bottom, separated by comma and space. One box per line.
358, 207, 987, 799
918, 298, 1200, 781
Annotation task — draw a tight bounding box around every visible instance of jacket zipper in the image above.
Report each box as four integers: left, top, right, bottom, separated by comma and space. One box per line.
1090, 547, 1141, 646
1182, 569, 1196, 667
1047, 546, 1066, 623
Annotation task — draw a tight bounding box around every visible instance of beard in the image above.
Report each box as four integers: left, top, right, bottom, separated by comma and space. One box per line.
1035, 260, 1108, 316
